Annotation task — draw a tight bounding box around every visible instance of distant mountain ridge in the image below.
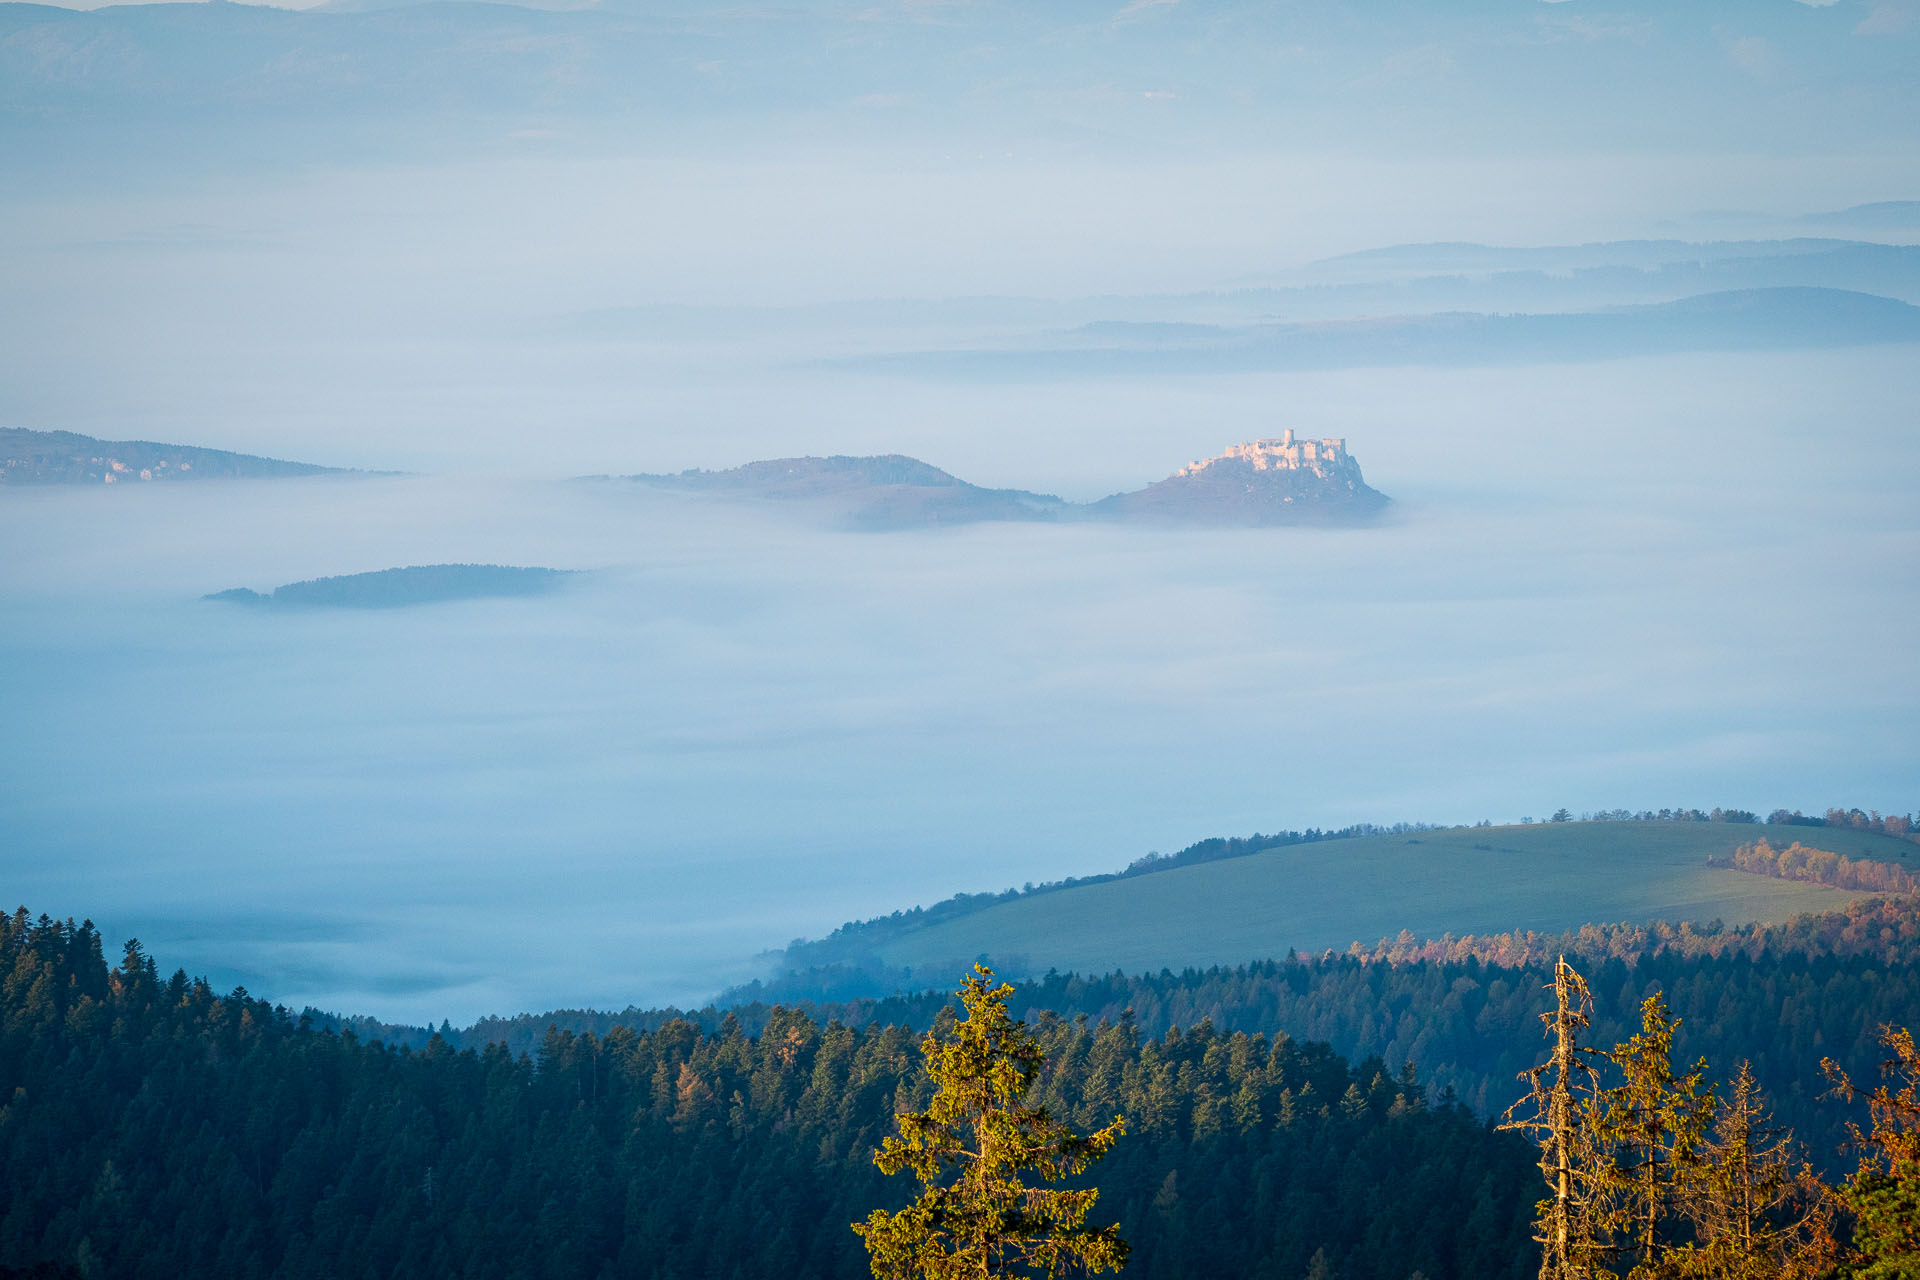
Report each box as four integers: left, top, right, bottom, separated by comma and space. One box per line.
843, 286, 1920, 380
1, 427, 337, 485
1800, 201, 1920, 231
608, 438, 1389, 529
1300, 237, 1873, 278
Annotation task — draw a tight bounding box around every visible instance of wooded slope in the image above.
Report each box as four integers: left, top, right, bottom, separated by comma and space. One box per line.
0, 909, 1533, 1280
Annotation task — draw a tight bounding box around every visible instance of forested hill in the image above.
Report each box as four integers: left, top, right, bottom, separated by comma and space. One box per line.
0, 909, 1535, 1280
353, 897, 1920, 1179
7, 901, 1916, 1275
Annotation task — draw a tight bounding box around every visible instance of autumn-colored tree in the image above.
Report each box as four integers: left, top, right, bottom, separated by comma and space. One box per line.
1824, 1026, 1920, 1279
854, 966, 1128, 1279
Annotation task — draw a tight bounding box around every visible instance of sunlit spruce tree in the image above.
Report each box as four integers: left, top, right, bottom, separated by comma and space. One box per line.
854, 966, 1128, 1279
1663, 1061, 1839, 1280
1597, 992, 1715, 1275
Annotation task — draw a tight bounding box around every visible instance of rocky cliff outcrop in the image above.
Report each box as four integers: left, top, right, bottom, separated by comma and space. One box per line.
1090, 432, 1389, 525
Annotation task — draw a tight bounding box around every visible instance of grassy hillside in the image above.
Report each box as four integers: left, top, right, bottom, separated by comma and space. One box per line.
865, 822, 1916, 982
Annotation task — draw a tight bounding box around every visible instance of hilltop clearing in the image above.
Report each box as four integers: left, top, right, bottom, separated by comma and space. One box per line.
770, 821, 1917, 993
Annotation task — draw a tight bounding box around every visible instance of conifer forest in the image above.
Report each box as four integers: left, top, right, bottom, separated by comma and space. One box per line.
5, 896, 1920, 1278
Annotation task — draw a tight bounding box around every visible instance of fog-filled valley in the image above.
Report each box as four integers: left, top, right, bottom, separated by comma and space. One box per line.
5, 336, 1917, 1021
3, 0, 1919, 1030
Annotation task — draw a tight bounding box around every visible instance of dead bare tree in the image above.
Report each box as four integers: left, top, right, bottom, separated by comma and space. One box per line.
1501, 956, 1617, 1280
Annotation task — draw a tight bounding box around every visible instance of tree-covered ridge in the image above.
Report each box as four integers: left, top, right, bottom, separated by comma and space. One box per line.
1341, 893, 1920, 971
383, 898, 1920, 1183
403, 897, 1920, 1056
0, 908, 1536, 1280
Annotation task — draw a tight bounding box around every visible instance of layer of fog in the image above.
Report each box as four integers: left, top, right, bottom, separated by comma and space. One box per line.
3, 347, 1916, 1024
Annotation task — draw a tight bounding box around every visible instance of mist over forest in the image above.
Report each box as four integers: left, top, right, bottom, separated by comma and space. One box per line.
2, 0, 1918, 1026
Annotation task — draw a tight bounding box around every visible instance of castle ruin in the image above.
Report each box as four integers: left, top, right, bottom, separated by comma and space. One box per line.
1175, 430, 1352, 480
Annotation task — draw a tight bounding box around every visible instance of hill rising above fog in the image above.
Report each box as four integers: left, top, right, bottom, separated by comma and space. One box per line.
208, 564, 574, 609
1091, 433, 1387, 526
614, 437, 1390, 529
612, 454, 1072, 529
0, 428, 336, 485
755, 819, 1920, 1000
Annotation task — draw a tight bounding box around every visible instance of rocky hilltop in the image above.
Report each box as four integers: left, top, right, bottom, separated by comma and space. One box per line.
605, 437, 1387, 529
1091, 431, 1389, 525
1, 428, 337, 485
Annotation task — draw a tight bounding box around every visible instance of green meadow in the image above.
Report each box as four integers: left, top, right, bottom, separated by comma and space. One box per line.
869, 822, 1918, 980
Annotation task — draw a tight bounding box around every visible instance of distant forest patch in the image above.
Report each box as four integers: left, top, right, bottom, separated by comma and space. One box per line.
207, 564, 575, 609
1713, 837, 1919, 895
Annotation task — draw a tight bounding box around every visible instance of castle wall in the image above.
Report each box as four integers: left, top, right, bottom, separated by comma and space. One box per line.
1178, 435, 1352, 478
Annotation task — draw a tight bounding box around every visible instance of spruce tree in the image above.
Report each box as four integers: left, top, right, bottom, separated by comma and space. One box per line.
1597, 992, 1715, 1276
854, 966, 1128, 1279
1661, 1062, 1838, 1280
